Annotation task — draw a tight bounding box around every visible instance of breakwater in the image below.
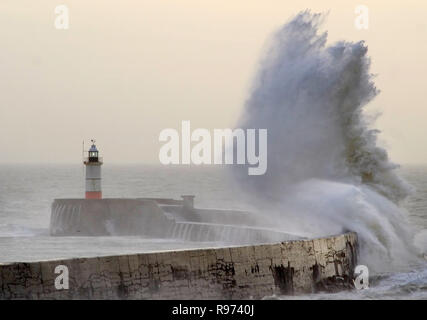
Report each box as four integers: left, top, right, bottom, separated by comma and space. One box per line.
0, 232, 357, 299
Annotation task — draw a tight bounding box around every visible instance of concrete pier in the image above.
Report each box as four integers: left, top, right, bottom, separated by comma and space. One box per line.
0, 232, 358, 299
50, 198, 299, 244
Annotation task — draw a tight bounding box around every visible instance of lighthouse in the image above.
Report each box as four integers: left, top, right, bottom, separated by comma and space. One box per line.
84, 140, 103, 199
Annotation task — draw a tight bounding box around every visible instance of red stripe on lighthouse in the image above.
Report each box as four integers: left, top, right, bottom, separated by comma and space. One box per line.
85, 191, 102, 199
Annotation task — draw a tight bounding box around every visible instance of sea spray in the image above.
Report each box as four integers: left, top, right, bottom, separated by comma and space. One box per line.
233, 11, 419, 273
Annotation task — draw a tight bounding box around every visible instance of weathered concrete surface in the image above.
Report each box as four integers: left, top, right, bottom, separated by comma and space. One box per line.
0, 232, 358, 299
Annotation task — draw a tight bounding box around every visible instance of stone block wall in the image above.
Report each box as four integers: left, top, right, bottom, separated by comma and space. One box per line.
0, 232, 358, 299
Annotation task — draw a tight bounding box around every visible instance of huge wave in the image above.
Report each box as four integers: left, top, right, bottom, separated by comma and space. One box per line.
233, 11, 421, 273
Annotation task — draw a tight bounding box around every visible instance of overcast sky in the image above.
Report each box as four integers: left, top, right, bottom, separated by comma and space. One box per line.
0, 0, 426, 164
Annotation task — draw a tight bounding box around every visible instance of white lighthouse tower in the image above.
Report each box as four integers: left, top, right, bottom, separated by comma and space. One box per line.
84, 140, 103, 199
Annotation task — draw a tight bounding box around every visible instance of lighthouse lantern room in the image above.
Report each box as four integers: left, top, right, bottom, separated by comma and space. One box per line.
84, 139, 103, 199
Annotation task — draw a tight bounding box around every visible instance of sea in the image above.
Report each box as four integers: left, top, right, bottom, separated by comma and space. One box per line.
0, 164, 425, 300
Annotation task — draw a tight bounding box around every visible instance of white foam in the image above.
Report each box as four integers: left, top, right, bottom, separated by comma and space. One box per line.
233, 11, 420, 273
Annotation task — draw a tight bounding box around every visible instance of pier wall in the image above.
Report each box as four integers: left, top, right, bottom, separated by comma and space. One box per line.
0, 232, 358, 299
50, 199, 174, 237
50, 199, 297, 243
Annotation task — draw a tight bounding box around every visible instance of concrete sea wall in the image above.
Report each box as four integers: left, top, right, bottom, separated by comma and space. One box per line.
50, 199, 173, 237
50, 199, 297, 243
0, 232, 358, 299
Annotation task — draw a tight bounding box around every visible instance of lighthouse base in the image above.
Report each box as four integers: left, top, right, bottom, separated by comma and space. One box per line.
85, 191, 102, 199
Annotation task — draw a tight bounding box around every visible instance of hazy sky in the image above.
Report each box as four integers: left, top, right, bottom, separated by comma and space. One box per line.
0, 0, 426, 164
